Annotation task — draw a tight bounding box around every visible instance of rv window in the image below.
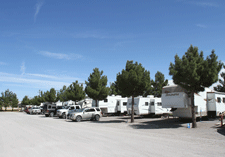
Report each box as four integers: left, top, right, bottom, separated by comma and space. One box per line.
150, 102, 154, 106
70, 106, 75, 110
104, 99, 108, 102
123, 102, 127, 106
217, 97, 221, 103
157, 102, 162, 106
48, 106, 51, 109
223, 98, 225, 103
76, 106, 80, 109
117, 101, 119, 106
52, 106, 56, 109
145, 102, 148, 106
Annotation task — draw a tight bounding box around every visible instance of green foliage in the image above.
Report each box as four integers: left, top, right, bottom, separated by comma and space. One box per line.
1, 89, 18, 110
56, 85, 69, 102
116, 60, 151, 97
169, 45, 223, 93
85, 68, 109, 104
149, 71, 168, 97
38, 91, 46, 103
30, 96, 40, 105
22, 96, 30, 105
44, 88, 57, 103
109, 82, 122, 96
214, 65, 225, 92
67, 81, 85, 102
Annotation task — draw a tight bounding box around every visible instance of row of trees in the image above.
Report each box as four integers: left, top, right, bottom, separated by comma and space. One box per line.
0, 89, 19, 111
20, 45, 224, 128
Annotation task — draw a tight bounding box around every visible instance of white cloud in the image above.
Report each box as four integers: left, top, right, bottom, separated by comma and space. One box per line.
0, 72, 75, 90
34, 1, 44, 22
0, 62, 7, 65
191, 1, 219, 7
38, 51, 82, 60
20, 62, 26, 75
196, 24, 207, 28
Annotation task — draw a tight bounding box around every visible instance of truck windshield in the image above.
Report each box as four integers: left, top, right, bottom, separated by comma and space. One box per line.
77, 108, 85, 112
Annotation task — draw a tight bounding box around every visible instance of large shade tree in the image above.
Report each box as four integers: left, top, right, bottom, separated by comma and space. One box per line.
85, 68, 109, 107
116, 60, 151, 122
22, 96, 30, 106
169, 45, 223, 128
151, 71, 168, 97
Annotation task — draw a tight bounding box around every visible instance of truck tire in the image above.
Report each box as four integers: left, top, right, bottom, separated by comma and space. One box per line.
45, 114, 49, 117
76, 116, 82, 122
62, 113, 66, 119
50, 112, 54, 117
95, 115, 100, 121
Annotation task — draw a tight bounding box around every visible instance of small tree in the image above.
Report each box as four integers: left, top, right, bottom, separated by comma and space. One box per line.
85, 68, 109, 107
11, 94, 18, 111
214, 65, 225, 92
22, 96, 30, 106
152, 71, 168, 97
67, 81, 85, 102
169, 45, 222, 128
116, 60, 151, 122
56, 85, 69, 103
44, 88, 57, 103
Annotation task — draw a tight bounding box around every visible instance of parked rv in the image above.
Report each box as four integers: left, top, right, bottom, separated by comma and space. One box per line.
92, 95, 122, 116
43, 104, 57, 117
207, 91, 225, 117
115, 98, 128, 114
127, 95, 171, 116
161, 85, 214, 118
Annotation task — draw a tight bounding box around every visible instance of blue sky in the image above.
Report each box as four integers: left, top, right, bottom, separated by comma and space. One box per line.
1, 0, 225, 101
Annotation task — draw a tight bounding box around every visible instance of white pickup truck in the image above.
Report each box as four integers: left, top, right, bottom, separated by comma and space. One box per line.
56, 105, 81, 119
28, 106, 41, 115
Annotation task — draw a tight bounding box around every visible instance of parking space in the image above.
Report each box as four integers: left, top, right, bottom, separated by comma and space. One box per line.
0, 112, 225, 157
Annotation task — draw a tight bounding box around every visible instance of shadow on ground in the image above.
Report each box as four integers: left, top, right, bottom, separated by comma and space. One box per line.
91, 120, 126, 123
129, 118, 186, 129
217, 127, 225, 136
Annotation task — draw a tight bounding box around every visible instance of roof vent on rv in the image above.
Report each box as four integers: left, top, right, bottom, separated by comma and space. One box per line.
147, 95, 154, 98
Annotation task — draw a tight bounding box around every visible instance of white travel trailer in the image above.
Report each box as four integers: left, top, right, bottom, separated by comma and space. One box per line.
63, 100, 76, 106
127, 95, 171, 116
207, 92, 225, 117
92, 95, 122, 115
77, 98, 93, 108
162, 85, 213, 118
115, 97, 128, 114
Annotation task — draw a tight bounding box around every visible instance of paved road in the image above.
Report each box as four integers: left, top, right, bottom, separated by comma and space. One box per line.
0, 112, 225, 157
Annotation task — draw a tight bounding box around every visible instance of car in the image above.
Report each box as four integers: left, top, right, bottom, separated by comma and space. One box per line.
70, 107, 102, 122
24, 107, 31, 114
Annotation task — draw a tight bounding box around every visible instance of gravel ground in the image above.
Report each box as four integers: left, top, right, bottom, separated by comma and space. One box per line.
0, 112, 225, 157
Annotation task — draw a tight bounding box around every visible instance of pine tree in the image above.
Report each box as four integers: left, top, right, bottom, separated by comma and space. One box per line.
116, 60, 151, 122
67, 81, 85, 102
169, 45, 222, 128
152, 71, 168, 97
85, 68, 109, 107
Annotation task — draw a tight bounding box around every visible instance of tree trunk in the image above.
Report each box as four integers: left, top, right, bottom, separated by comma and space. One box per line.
191, 92, 197, 128
95, 99, 98, 107
131, 95, 134, 123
